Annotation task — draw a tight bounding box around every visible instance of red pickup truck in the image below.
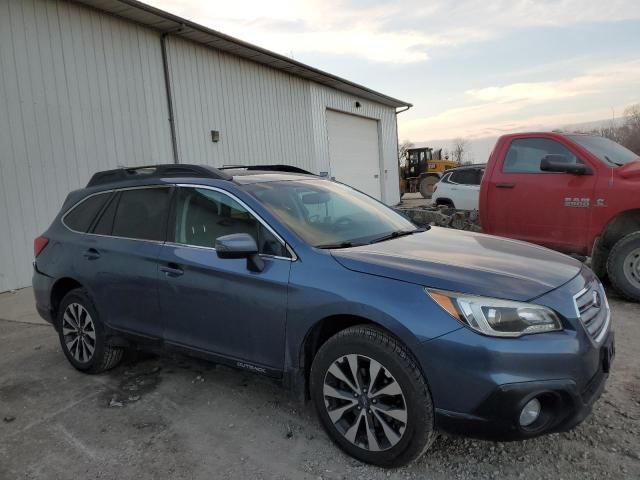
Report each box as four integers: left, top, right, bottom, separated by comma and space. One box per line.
479, 132, 640, 301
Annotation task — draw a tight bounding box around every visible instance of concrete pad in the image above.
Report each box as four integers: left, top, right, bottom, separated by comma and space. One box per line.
0, 293, 639, 479
0, 287, 45, 325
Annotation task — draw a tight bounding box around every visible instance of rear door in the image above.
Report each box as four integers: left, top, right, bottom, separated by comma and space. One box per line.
326, 110, 382, 199
158, 185, 291, 372
448, 168, 482, 210
485, 136, 596, 253
74, 186, 171, 338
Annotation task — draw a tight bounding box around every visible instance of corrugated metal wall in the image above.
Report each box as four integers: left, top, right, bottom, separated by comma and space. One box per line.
0, 0, 172, 291
165, 36, 316, 172
0, 0, 401, 292
165, 37, 399, 203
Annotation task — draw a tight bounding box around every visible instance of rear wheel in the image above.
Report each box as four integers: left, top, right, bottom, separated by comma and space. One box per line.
418, 176, 439, 199
57, 289, 124, 373
310, 326, 434, 467
607, 232, 640, 301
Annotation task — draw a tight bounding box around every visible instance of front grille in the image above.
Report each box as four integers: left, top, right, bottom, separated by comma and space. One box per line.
574, 281, 609, 343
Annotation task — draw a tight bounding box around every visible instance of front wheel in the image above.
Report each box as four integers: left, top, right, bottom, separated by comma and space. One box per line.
607, 232, 640, 301
418, 176, 439, 199
310, 326, 434, 468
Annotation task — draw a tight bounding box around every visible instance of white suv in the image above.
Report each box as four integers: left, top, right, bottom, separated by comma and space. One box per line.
433, 164, 485, 211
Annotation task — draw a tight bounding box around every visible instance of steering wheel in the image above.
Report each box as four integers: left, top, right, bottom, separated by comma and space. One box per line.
335, 216, 355, 229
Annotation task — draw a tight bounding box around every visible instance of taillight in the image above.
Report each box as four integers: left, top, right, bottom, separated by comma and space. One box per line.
34, 236, 49, 257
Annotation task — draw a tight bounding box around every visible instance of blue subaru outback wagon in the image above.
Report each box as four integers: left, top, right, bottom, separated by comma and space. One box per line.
33, 164, 614, 467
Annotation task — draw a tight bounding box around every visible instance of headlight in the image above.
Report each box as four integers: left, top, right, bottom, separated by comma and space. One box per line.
426, 289, 562, 337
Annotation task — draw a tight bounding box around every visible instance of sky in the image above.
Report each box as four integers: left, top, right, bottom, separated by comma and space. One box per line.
148, 0, 640, 161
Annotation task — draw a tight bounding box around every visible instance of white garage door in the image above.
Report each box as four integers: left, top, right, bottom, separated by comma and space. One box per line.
326, 110, 382, 199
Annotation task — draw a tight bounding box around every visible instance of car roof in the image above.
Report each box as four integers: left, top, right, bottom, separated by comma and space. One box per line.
84, 164, 319, 189
446, 163, 486, 171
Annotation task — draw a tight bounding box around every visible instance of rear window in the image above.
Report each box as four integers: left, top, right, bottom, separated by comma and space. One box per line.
111, 188, 171, 241
64, 193, 111, 232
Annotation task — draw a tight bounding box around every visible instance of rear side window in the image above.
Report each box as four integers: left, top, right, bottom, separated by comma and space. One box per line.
450, 169, 482, 185
91, 187, 171, 241
64, 193, 111, 232
503, 138, 579, 173
111, 188, 171, 241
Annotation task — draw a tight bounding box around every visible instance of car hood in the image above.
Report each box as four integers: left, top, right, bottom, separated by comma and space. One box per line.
330, 227, 582, 301
617, 159, 640, 179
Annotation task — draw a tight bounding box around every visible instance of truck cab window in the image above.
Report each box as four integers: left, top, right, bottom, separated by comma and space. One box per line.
503, 138, 579, 173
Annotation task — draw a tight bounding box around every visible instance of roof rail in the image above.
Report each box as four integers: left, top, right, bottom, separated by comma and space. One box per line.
219, 164, 315, 175
86, 164, 233, 187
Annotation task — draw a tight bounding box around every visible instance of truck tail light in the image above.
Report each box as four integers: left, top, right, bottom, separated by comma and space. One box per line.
34, 236, 49, 257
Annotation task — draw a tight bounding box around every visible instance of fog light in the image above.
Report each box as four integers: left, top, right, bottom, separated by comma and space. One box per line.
519, 398, 541, 427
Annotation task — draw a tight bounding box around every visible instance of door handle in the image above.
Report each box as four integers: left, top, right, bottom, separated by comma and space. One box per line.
82, 248, 101, 260
160, 263, 184, 277
496, 183, 515, 189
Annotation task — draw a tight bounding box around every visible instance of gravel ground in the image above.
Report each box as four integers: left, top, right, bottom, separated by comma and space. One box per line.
0, 289, 638, 479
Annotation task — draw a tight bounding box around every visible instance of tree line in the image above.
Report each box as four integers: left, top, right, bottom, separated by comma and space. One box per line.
580, 104, 640, 155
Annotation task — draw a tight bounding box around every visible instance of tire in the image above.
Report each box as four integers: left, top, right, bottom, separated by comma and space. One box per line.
56, 288, 124, 373
606, 231, 640, 301
435, 199, 455, 209
310, 326, 434, 468
418, 176, 438, 199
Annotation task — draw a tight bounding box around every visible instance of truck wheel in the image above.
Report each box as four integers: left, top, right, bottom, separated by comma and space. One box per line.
419, 176, 438, 199
607, 232, 640, 301
57, 288, 124, 373
310, 326, 434, 468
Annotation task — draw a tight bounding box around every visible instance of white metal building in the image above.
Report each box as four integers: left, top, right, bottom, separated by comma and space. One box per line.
0, 0, 411, 292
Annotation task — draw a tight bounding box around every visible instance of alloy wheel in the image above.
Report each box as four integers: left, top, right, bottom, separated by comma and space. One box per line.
62, 303, 96, 363
323, 354, 407, 451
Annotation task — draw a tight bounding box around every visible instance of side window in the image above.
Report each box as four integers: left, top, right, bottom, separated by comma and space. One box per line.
503, 138, 579, 173
64, 192, 111, 232
449, 169, 479, 185
174, 187, 287, 257
92, 193, 119, 236
93, 187, 171, 241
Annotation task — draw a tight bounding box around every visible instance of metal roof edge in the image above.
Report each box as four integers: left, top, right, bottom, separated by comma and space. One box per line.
71, 0, 412, 108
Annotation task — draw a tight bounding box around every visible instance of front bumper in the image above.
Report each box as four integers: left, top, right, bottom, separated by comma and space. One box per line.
432, 331, 614, 441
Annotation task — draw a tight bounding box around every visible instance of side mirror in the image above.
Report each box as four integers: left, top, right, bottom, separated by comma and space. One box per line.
215, 233, 264, 272
540, 154, 592, 175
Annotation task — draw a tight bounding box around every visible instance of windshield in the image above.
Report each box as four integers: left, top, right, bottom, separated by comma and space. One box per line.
245, 179, 419, 248
568, 135, 639, 167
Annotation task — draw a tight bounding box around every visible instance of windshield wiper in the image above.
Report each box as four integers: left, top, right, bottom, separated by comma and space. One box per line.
316, 241, 361, 249
368, 227, 427, 245
604, 155, 624, 167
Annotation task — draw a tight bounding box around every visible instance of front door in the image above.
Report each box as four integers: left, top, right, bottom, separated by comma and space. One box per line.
158, 186, 291, 371
486, 136, 596, 253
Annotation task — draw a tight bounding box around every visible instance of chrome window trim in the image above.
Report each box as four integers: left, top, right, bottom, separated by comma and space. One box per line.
163, 241, 292, 262
60, 183, 297, 260
572, 282, 611, 345
175, 184, 298, 261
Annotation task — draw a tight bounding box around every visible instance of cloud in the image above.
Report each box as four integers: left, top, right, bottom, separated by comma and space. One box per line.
147, 0, 640, 64
400, 60, 640, 139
